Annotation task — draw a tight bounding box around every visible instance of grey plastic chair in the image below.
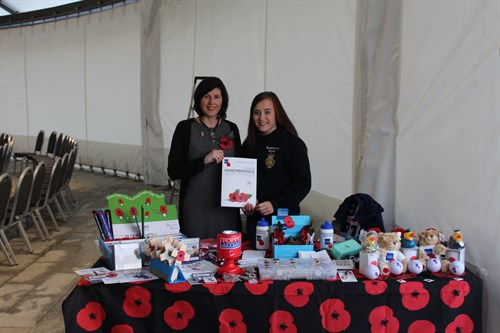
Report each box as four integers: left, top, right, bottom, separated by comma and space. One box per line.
37, 158, 63, 231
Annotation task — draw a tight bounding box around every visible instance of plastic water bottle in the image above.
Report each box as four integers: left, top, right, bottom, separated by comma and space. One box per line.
256, 218, 270, 250
320, 221, 334, 250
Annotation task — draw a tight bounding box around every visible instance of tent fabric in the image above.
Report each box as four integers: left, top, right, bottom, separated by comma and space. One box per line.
0, 1, 498, 331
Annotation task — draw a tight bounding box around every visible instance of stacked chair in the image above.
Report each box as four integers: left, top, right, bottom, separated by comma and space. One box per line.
0, 130, 79, 265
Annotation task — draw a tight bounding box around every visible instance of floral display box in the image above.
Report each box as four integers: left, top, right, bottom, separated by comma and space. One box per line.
271, 215, 313, 259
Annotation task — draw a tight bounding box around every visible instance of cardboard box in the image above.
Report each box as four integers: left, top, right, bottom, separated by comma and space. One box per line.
271, 214, 313, 259
98, 238, 144, 270
149, 258, 186, 284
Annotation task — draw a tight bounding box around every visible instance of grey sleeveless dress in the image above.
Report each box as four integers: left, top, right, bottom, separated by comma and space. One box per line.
181, 120, 240, 239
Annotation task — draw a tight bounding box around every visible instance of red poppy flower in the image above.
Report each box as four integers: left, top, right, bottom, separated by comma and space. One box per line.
319, 298, 351, 332
145, 198, 151, 205
237, 192, 249, 203
111, 324, 133, 333
440, 280, 470, 308
123, 286, 152, 318
408, 320, 435, 333
269, 310, 297, 333
176, 250, 186, 262
164, 300, 195, 330
129, 207, 138, 216
284, 282, 314, 308
165, 281, 192, 293
204, 280, 235, 295
283, 216, 295, 229
244, 280, 273, 295
76, 301, 106, 332
363, 280, 387, 295
145, 211, 150, 218
369, 306, 399, 333
445, 314, 474, 333
115, 208, 124, 219
400, 281, 429, 310
229, 192, 239, 202
118, 198, 124, 206
219, 308, 246, 333
160, 205, 168, 216
219, 136, 234, 150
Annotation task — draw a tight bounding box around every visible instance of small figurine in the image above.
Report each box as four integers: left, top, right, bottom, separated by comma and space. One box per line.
448, 229, 465, 249
401, 229, 417, 248
359, 229, 379, 253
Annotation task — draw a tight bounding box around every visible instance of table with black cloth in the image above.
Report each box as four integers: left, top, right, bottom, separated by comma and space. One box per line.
62, 260, 482, 333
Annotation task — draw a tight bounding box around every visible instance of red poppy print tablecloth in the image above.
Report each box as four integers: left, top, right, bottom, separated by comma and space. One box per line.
62, 262, 482, 333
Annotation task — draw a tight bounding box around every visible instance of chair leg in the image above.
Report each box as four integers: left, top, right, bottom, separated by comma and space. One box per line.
65, 185, 77, 206
38, 206, 59, 232
30, 212, 49, 241
52, 197, 67, 222
59, 192, 72, 215
0, 231, 17, 265
16, 220, 33, 253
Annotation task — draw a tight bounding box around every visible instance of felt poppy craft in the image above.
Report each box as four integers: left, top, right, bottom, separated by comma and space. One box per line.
219, 132, 234, 150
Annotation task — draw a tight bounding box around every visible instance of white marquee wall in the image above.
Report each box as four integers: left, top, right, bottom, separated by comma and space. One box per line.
0, 1, 498, 331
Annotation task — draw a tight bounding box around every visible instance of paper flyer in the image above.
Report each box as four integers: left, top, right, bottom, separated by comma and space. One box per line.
221, 157, 257, 208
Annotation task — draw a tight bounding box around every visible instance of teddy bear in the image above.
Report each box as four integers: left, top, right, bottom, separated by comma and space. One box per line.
377, 231, 408, 275
417, 228, 450, 272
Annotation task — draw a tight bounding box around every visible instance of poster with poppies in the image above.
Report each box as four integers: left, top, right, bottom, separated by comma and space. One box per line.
106, 190, 180, 239
221, 157, 257, 208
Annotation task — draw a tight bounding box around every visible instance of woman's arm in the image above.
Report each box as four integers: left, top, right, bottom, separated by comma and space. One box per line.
167, 120, 205, 180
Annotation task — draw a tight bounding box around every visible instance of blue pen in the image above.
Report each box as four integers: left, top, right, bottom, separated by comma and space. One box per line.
105, 209, 114, 240
97, 209, 113, 240
92, 210, 106, 239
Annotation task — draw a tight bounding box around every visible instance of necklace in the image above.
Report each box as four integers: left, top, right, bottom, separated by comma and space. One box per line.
198, 117, 220, 142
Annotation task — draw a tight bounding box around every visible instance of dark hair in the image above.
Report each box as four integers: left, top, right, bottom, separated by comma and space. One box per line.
193, 77, 229, 119
244, 91, 300, 149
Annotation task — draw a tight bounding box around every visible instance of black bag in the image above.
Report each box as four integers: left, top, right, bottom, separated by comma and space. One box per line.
333, 193, 385, 238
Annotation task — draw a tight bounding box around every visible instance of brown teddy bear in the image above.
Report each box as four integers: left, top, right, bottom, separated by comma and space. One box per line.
418, 228, 449, 272
377, 232, 408, 275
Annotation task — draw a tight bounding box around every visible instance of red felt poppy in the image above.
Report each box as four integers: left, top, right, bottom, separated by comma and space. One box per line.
219, 308, 246, 333
445, 314, 474, 333
176, 250, 186, 262
244, 279, 273, 296
368, 306, 399, 333
165, 281, 192, 293
408, 320, 436, 333
160, 205, 168, 215
76, 301, 106, 332
145, 211, 150, 218
284, 281, 314, 308
219, 136, 234, 150
164, 300, 195, 331
123, 286, 152, 318
111, 324, 134, 333
363, 280, 387, 295
399, 281, 430, 311
269, 310, 297, 333
319, 298, 351, 333
283, 216, 295, 229
440, 280, 470, 308
203, 279, 235, 296
145, 197, 151, 205
118, 198, 124, 206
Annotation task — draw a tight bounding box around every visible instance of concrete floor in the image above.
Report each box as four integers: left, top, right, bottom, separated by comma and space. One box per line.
0, 167, 173, 333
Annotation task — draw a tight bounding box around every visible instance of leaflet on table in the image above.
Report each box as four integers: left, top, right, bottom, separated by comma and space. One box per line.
101, 268, 158, 284
178, 260, 219, 278
221, 157, 257, 208
105, 190, 180, 239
